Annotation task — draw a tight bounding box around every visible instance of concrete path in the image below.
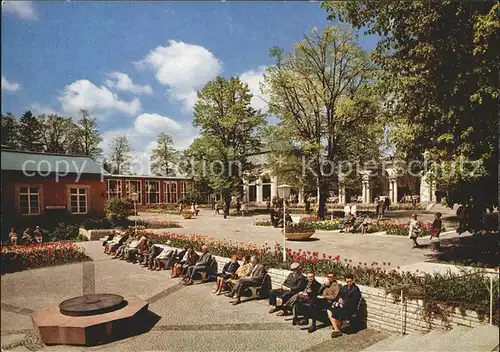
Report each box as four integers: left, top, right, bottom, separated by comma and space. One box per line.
1, 242, 390, 351
132, 211, 471, 271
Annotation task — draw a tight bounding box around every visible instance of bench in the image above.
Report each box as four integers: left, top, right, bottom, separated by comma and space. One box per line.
309, 298, 364, 333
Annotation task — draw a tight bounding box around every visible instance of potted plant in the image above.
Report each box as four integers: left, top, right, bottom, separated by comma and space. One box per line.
283, 223, 315, 240
181, 210, 193, 219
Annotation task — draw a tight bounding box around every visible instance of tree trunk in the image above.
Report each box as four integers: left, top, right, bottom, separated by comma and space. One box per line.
317, 182, 328, 220
223, 189, 231, 219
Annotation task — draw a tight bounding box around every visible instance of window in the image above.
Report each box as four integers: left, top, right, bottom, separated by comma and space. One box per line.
106, 180, 122, 199
180, 181, 187, 200
19, 186, 40, 215
248, 185, 256, 202
164, 182, 178, 203
70, 187, 87, 214
125, 180, 142, 202
262, 175, 272, 201
145, 181, 160, 204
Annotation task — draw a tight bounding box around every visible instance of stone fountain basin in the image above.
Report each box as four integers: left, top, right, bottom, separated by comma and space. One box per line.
31, 295, 148, 346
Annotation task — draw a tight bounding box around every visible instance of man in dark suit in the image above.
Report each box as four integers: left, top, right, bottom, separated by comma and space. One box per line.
183, 245, 213, 285
288, 271, 321, 323
269, 262, 307, 316
228, 256, 267, 305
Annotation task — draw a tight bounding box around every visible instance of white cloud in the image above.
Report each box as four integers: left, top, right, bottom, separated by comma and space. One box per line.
2, 1, 37, 19
28, 103, 59, 116
58, 79, 141, 117
1, 76, 21, 92
105, 72, 152, 95
101, 113, 199, 175
239, 66, 270, 112
136, 40, 222, 111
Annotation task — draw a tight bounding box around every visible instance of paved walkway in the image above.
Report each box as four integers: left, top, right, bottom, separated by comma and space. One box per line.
132, 211, 471, 271
1, 242, 389, 352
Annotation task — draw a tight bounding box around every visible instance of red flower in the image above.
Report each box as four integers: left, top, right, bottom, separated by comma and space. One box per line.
495, 267, 499, 272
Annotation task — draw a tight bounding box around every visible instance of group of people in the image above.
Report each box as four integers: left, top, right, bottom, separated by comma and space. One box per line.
103, 234, 362, 338
8, 226, 43, 245
178, 203, 200, 216
408, 212, 443, 249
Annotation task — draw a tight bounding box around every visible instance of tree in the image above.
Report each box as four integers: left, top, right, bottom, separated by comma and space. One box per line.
323, 1, 498, 211
72, 109, 102, 160
185, 76, 267, 215
39, 114, 75, 154
18, 111, 44, 152
264, 26, 381, 218
108, 135, 132, 174
150, 133, 179, 176
1, 113, 19, 149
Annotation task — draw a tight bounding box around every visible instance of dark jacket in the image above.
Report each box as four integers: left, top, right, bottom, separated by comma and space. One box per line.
197, 252, 213, 267
176, 249, 187, 261
283, 272, 307, 294
185, 251, 199, 266
303, 279, 322, 302
241, 264, 267, 285
339, 284, 362, 314
222, 261, 240, 275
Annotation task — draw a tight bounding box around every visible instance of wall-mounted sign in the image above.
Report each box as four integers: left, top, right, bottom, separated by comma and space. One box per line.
46, 205, 66, 210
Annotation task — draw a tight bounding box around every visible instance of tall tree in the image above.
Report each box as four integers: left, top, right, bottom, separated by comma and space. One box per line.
39, 114, 75, 154
18, 110, 44, 152
150, 133, 179, 176
184, 76, 266, 215
108, 135, 132, 175
70, 109, 102, 160
264, 26, 381, 218
323, 1, 499, 211
1, 112, 19, 149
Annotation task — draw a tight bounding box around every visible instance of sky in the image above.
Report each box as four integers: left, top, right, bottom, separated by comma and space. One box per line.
2, 1, 378, 173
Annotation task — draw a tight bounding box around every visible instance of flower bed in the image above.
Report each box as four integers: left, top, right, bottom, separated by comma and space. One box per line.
253, 218, 273, 226
1, 242, 91, 274
146, 232, 499, 325
135, 219, 182, 229
300, 217, 343, 231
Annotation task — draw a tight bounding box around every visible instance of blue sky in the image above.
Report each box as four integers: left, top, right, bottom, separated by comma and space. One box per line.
2, 1, 378, 168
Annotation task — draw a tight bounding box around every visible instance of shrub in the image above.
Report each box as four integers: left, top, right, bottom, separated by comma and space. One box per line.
47, 222, 80, 242
300, 218, 344, 231
285, 223, 315, 234
135, 219, 182, 229
1, 242, 91, 273
105, 198, 134, 225
253, 218, 273, 226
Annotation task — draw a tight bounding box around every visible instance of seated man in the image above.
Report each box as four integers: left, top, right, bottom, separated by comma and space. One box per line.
287, 271, 321, 324
182, 245, 213, 285
118, 235, 140, 260
137, 240, 153, 266
125, 235, 147, 262
327, 274, 361, 338
300, 273, 341, 333
167, 244, 189, 274
223, 255, 253, 294
269, 262, 307, 316
172, 246, 199, 278
34, 226, 43, 243
112, 235, 134, 258
227, 255, 266, 305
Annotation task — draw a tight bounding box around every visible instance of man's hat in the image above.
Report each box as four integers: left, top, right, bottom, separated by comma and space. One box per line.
290, 262, 300, 270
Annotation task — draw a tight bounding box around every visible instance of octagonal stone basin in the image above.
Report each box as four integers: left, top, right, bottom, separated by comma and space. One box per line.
31, 295, 148, 346
285, 232, 315, 240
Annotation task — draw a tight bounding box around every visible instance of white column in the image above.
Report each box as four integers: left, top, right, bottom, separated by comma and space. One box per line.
389, 180, 393, 202
393, 180, 398, 203
243, 181, 248, 204
298, 188, 303, 204
361, 182, 367, 203
339, 185, 345, 204
256, 178, 263, 203
271, 176, 278, 199
367, 184, 372, 203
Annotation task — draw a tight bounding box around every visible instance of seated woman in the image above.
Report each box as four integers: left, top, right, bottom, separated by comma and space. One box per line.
223, 255, 252, 294
21, 228, 33, 245
152, 247, 177, 271
9, 228, 18, 246
167, 244, 189, 274
137, 240, 153, 266
213, 255, 240, 294
112, 235, 135, 259
105, 234, 126, 254
344, 214, 356, 233
360, 216, 372, 234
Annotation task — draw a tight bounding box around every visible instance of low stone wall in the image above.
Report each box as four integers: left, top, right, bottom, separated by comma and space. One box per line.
79, 228, 115, 241
209, 254, 484, 334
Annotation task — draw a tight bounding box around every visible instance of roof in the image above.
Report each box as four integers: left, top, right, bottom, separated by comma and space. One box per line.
1, 150, 110, 175
247, 153, 269, 166
106, 174, 191, 180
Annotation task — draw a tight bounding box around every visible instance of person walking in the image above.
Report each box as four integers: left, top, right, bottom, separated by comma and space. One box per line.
456, 204, 467, 235
430, 212, 443, 239
408, 213, 421, 248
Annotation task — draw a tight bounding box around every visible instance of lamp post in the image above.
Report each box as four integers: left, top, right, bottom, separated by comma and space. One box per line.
277, 184, 291, 262
130, 192, 138, 237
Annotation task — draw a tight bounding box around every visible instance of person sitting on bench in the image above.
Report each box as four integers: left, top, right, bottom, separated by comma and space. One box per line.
124, 235, 147, 262
172, 245, 198, 278
300, 273, 341, 333
167, 244, 188, 274
112, 235, 134, 258
227, 256, 266, 305
269, 262, 307, 316
287, 271, 321, 323
213, 255, 240, 295
223, 255, 253, 294
182, 245, 212, 285
327, 274, 361, 338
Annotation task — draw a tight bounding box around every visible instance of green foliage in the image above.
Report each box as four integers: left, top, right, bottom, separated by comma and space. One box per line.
18, 110, 44, 152
1, 112, 19, 149
47, 222, 80, 242
184, 76, 267, 210
108, 135, 132, 174
71, 109, 102, 161
38, 114, 75, 154
264, 26, 383, 218
323, 1, 498, 211
104, 198, 134, 225
150, 133, 179, 176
